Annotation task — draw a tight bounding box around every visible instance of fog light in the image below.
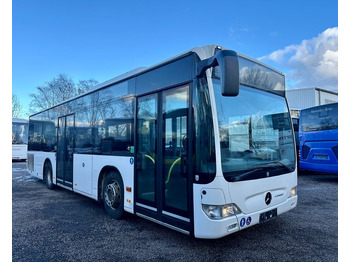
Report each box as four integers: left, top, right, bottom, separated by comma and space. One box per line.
202, 204, 241, 220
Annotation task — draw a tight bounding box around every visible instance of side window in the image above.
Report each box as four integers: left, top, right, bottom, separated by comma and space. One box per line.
74, 94, 98, 154
74, 84, 134, 155
101, 96, 134, 155
194, 78, 216, 183
41, 121, 56, 151
28, 118, 43, 151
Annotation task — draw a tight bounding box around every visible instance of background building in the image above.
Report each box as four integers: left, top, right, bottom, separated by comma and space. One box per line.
286, 87, 338, 114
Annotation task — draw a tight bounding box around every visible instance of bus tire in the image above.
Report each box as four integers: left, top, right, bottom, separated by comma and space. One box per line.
44, 163, 54, 190
102, 171, 124, 219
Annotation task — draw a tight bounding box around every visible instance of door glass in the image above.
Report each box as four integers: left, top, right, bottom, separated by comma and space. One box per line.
65, 115, 75, 183
163, 86, 189, 214
136, 94, 157, 205
57, 117, 65, 181
57, 115, 75, 185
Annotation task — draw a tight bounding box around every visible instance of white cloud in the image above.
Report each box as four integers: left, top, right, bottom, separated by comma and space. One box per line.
259, 27, 338, 91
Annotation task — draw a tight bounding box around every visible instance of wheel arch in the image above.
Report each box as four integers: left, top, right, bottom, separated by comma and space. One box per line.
97, 165, 122, 202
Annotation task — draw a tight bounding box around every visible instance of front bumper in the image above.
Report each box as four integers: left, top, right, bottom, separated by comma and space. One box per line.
194, 195, 298, 239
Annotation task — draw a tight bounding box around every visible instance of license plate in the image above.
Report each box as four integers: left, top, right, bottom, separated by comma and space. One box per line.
313, 154, 329, 160
259, 208, 277, 223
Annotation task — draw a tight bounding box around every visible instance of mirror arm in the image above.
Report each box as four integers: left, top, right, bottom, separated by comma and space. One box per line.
196, 56, 218, 77
196, 50, 240, 97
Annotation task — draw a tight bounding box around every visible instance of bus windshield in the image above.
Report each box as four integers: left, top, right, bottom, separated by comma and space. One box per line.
12, 122, 29, 144
213, 80, 295, 182
300, 103, 338, 132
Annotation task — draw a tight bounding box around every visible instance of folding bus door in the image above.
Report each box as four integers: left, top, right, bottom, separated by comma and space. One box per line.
135, 85, 192, 234
56, 114, 75, 188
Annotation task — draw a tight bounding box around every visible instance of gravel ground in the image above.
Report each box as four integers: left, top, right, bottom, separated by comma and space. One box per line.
12, 161, 338, 261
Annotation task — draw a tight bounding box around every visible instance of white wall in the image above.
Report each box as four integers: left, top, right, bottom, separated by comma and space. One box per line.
286, 87, 338, 110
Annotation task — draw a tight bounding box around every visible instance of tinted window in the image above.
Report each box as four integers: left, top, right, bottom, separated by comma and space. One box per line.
12, 122, 28, 144
28, 113, 56, 152
212, 57, 285, 97
29, 80, 134, 154
194, 78, 216, 183
74, 82, 134, 155
300, 103, 338, 132
136, 55, 193, 95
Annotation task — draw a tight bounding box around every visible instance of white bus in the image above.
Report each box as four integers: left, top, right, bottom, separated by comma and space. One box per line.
27, 45, 297, 239
12, 118, 29, 161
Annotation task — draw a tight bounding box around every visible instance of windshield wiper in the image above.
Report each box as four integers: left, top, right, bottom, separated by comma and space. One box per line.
252, 160, 292, 171
226, 168, 264, 181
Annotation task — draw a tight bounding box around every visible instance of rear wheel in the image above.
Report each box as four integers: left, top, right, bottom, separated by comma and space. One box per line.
44, 163, 54, 190
103, 171, 124, 219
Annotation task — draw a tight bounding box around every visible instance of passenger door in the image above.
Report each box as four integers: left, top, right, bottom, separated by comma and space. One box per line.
56, 114, 75, 188
135, 85, 192, 234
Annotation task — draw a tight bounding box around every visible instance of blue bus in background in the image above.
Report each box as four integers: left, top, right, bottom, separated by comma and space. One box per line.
299, 103, 338, 173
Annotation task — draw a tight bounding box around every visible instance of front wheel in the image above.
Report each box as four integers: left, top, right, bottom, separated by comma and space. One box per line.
103, 171, 124, 219
44, 163, 54, 190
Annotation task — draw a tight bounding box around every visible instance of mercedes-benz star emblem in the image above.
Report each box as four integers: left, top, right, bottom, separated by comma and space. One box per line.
265, 192, 272, 205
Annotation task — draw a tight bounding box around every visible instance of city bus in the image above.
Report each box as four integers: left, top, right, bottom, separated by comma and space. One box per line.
299, 103, 338, 173
27, 45, 297, 239
12, 118, 28, 161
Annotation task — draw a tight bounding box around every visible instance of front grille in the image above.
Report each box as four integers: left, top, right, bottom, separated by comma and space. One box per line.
332, 145, 338, 159
301, 145, 311, 160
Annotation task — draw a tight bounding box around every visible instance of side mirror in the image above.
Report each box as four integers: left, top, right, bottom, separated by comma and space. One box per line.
197, 50, 240, 96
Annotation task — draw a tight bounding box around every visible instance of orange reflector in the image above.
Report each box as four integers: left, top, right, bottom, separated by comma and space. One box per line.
74, 183, 77, 186
127, 199, 131, 203
126, 187, 132, 192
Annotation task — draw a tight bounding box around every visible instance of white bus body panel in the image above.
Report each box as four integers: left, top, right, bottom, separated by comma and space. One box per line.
90, 155, 134, 214
27, 152, 134, 214
193, 171, 298, 239
12, 145, 28, 160
228, 171, 297, 214
27, 151, 56, 182
73, 154, 93, 196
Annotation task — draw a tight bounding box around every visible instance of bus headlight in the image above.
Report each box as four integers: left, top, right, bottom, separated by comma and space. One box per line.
290, 186, 297, 198
202, 204, 241, 220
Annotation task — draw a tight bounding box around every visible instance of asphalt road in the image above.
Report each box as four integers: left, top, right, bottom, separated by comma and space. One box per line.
12, 161, 338, 262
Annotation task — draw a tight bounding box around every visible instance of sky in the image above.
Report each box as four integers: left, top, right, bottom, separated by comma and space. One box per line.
12, 0, 338, 118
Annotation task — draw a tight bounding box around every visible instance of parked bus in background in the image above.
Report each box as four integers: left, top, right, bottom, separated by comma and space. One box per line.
12, 118, 29, 161
299, 103, 338, 173
27, 45, 297, 239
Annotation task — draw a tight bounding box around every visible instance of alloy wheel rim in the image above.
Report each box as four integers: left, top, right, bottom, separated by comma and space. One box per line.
104, 181, 121, 209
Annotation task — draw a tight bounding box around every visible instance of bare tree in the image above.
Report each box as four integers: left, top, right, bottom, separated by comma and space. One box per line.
12, 94, 23, 118
29, 74, 99, 114
29, 74, 76, 114
77, 79, 99, 94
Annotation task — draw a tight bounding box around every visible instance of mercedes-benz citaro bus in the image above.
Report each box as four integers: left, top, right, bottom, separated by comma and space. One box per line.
27, 45, 297, 239
299, 103, 338, 173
